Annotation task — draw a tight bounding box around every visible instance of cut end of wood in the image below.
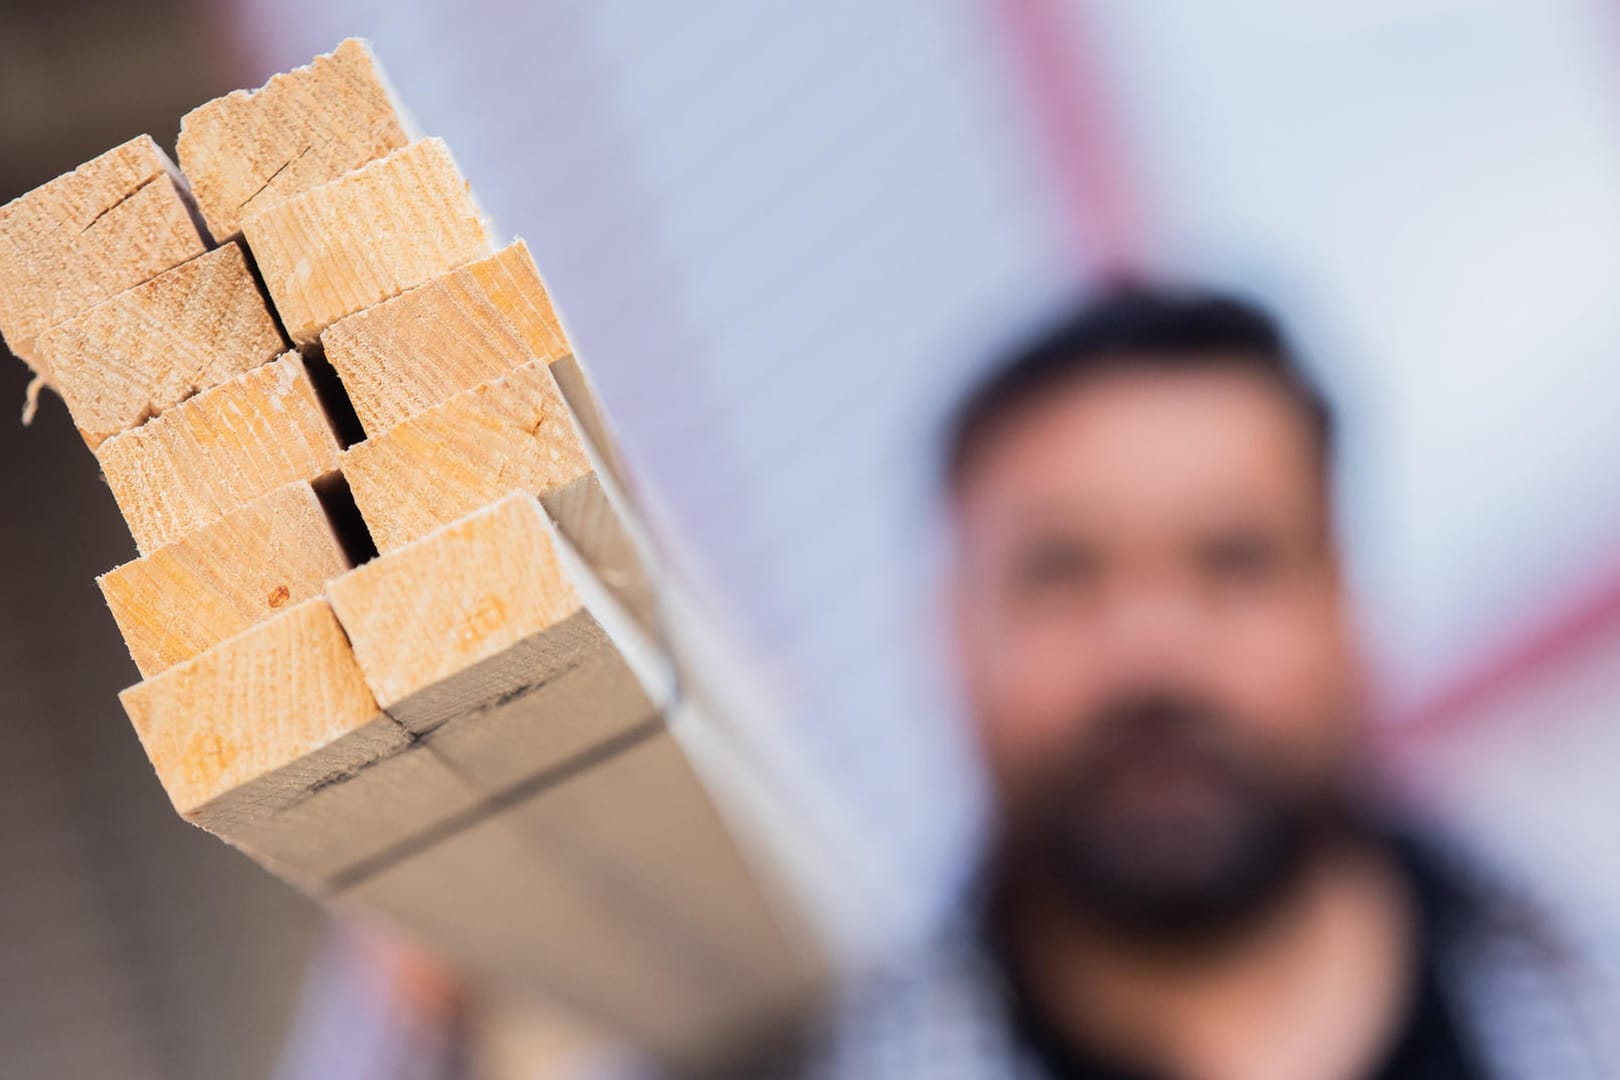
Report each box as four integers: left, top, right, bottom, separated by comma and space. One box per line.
465, 239, 572, 364
98, 480, 351, 678
12, 41, 830, 1058
35, 241, 286, 448
0, 134, 207, 373
241, 137, 493, 345
119, 596, 387, 819
178, 37, 410, 239
325, 492, 586, 717
320, 239, 571, 436
341, 358, 591, 552
96, 351, 343, 554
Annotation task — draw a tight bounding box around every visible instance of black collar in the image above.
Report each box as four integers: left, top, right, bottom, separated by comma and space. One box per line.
988, 832, 1490, 1080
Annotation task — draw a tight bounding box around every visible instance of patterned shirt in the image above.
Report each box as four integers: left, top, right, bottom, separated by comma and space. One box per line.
752, 832, 1620, 1079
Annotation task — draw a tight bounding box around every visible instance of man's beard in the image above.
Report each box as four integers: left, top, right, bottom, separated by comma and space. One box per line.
1004, 694, 1344, 947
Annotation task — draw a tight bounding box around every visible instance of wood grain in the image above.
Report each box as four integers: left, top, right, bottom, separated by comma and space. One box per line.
96, 352, 342, 554
337, 788, 765, 1069
98, 480, 350, 678
177, 37, 409, 240
323, 494, 814, 1064
35, 242, 285, 448
117, 597, 484, 886
339, 359, 588, 553
325, 492, 592, 731
242, 138, 491, 345
496, 731, 818, 1039
320, 240, 567, 435
341, 359, 654, 628
0, 135, 206, 376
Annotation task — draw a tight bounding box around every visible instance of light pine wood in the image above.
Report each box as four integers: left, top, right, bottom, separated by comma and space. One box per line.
176, 37, 409, 240
35, 242, 285, 448
324, 496, 816, 1062
96, 352, 342, 554
456, 237, 567, 365
321, 493, 688, 1046
242, 138, 491, 345
338, 788, 775, 1070
458, 239, 629, 486
340, 360, 589, 551
98, 480, 349, 678
327, 492, 664, 850
320, 240, 567, 435
317, 236, 633, 486
113, 507, 818, 1063
41, 44, 834, 1064
120, 596, 385, 821
324, 492, 631, 737
339, 358, 655, 628
495, 731, 819, 1039
119, 596, 485, 886
0, 134, 206, 377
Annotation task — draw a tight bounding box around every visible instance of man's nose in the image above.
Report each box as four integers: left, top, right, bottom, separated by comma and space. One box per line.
1097, 582, 1205, 683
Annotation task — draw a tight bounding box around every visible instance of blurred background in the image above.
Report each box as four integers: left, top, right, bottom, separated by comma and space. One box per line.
5, 0, 1620, 1076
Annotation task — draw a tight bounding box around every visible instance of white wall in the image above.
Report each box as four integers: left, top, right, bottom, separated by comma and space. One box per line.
231, 0, 1620, 934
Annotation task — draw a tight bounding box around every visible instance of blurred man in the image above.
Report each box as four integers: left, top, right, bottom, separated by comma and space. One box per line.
757, 288, 1618, 1079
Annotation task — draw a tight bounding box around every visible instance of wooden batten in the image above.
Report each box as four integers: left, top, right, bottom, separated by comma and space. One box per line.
98, 480, 350, 678
320, 239, 568, 436
323, 492, 647, 756
324, 492, 816, 1065
339, 360, 588, 550
35, 242, 286, 448
493, 730, 821, 1044
337, 790, 779, 1070
96, 352, 342, 554
0, 134, 207, 377
339, 359, 654, 628
241, 138, 492, 345
177, 37, 410, 240
29, 39, 840, 1070
118, 597, 483, 886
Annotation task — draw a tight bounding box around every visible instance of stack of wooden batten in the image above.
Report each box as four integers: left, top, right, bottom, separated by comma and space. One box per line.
0, 39, 823, 1069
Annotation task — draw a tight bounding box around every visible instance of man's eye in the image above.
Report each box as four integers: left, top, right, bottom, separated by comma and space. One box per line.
1200, 533, 1281, 582
1013, 542, 1100, 594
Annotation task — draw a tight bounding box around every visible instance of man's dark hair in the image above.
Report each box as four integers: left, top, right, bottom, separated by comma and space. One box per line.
946, 285, 1333, 487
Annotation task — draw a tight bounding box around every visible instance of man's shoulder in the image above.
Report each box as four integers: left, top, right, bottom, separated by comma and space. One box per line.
1399, 825, 1620, 1076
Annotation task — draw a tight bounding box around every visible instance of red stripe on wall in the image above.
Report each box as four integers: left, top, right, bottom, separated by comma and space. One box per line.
1394, 565, 1620, 743
989, 0, 1149, 276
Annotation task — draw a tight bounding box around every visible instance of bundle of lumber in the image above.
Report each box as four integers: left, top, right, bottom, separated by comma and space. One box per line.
0, 39, 823, 1069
